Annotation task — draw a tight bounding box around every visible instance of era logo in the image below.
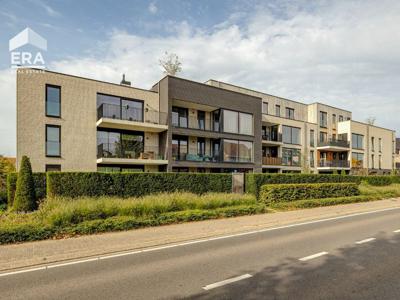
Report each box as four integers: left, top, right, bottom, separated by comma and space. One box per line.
9, 28, 47, 69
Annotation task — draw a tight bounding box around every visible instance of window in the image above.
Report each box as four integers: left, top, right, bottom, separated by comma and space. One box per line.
46, 125, 61, 157
282, 148, 301, 166
197, 137, 205, 156
197, 111, 205, 130
320, 132, 327, 143
310, 130, 315, 147
371, 137, 375, 151
275, 105, 280, 117
332, 134, 336, 140
332, 114, 336, 125
282, 126, 300, 144
352, 152, 364, 168
172, 135, 188, 160
46, 85, 61, 117
212, 110, 221, 132
97, 130, 144, 159
262, 102, 268, 114
371, 154, 375, 169
352, 133, 364, 149
222, 110, 253, 135
339, 115, 343, 122
347, 117, 351, 120
285, 107, 295, 119
223, 139, 253, 163
45, 164, 61, 172
310, 151, 315, 167
379, 138, 382, 152
319, 111, 327, 127
379, 155, 382, 169
172, 107, 188, 128
97, 94, 143, 122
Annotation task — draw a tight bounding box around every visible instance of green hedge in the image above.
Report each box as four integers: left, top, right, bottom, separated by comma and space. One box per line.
361, 176, 396, 186
6, 173, 46, 207
47, 172, 232, 198
260, 182, 360, 203
246, 174, 361, 199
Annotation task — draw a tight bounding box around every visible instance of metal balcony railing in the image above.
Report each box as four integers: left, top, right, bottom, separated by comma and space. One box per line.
317, 138, 350, 148
318, 160, 350, 168
97, 103, 168, 125
262, 133, 282, 142
262, 157, 282, 165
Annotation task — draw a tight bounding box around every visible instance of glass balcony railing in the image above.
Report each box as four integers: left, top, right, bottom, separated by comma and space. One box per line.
262, 133, 282, 142
97, 144, 164, 160
318, 160, 350, 168
97, 103, 168, 125
317, 139, 350, 148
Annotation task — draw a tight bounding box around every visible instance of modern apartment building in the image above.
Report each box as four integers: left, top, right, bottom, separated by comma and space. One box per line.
16, 69, 396, 174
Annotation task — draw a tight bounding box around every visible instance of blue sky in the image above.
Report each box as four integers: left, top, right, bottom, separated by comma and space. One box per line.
1, 0, 400, 156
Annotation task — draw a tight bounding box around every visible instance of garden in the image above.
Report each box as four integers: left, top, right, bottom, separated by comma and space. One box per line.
1, 156, 400, 244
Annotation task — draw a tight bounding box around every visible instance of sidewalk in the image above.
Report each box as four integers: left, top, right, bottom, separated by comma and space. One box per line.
1, 198, 400, 272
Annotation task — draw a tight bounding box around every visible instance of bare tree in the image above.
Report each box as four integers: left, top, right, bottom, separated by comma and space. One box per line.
159, 52, 182, 76
365, 116, 376, 125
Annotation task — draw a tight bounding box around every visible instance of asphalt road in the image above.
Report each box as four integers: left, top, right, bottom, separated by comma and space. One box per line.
2, 207, 400, 300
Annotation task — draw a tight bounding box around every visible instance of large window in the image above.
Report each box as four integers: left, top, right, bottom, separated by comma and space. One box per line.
97, 130, 144, 159
197, 137, 205, 156
282, 126, 300, 145
352, 133, 364, 149
223, 139, 253, 163
197, 111, 205, 130
320, 131, 327, 143
172, 107, 188, 128
222, 110, 253, 135
46, 125, 61, 157
319, 111, 327, 127
332, 114, 336, 125
379, 138, 382, 152
285, 107, 295, 119
282, 148, 301, 166
352, 152, 364, 168
371, 137, 375, 151
172, 135, 188, 160
97, 94, 143, 122
310, 151, 315, 168
46, 85, 61, 117
310, 130, 315, 147
212, 110, 221, 132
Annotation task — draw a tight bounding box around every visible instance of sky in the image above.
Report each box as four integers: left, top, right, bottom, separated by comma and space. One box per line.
0, 0, 400, 156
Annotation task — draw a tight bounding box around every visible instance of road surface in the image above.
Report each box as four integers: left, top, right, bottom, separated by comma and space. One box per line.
2, 207, 400, 299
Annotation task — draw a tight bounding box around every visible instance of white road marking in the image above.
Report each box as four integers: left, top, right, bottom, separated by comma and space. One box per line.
299, 252, 329, 261
355, 238, 376, 244
393, 229, 400, 233
0, 206, 399, 277
203, 274, 253, 290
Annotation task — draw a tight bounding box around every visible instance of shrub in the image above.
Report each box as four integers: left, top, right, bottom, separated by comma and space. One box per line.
13, 156, 36, 212
246, 174, 361, 198
7, 172, 47, 207
260, 182, 360, 204
0, 189, 7, 208
362, 176, 394, 186
47, 172, 232, 198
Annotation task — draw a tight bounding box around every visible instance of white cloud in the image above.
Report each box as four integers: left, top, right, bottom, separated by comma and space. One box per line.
1, 0, 400, 156
148, 2, 158, 14
30, 0, 61, 17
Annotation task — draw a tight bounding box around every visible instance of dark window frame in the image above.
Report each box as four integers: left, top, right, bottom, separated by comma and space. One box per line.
319, 111, 328, 128
275, 105, 281, 117
285, 107, 295, 120
97, 93, 144, 122
45, 164, 61, 172
282, 125, 301, 145
45, 124, 61, 157
45, 84, 61, 118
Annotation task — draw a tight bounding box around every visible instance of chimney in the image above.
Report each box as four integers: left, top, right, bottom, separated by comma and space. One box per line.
120, 74, 131, 86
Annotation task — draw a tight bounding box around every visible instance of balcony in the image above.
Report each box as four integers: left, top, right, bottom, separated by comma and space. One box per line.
262, 133, 282, 143
262, 157, 282, 166
317, 138, 350, 150
318, 160, 350, 169
352, 160, 364, 169
97, 103, 168, 132
97, 143, 167, 165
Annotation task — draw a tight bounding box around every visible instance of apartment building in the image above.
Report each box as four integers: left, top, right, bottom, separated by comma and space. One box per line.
16, 69, 396, 174
395, 138, 400, 170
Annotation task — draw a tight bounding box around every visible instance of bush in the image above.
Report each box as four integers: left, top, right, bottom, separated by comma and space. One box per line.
362, 176, 394, 186
13, 156, 36, 212
47, 172, 232, 198
260, 182, 360, 204
246, 174, 361, 199
7, 172, 47, 207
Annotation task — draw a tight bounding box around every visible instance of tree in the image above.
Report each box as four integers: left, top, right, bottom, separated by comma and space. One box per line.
13, 156, 36, 212
0, 155, 15, 191
365, 116, 376, 125
159, 51, 182, 76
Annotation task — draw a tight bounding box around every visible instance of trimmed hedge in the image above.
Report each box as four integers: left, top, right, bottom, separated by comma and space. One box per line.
7, 172, 46, 207
361, 176, 396, 186
47, 172, 232, 198
260, 182, 360, 203
246, 174, 361, 199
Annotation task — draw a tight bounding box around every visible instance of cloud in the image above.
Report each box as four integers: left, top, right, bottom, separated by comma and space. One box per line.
148, 2, 158, 14
30, 0, 61, 17
1, 0, 400, 156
